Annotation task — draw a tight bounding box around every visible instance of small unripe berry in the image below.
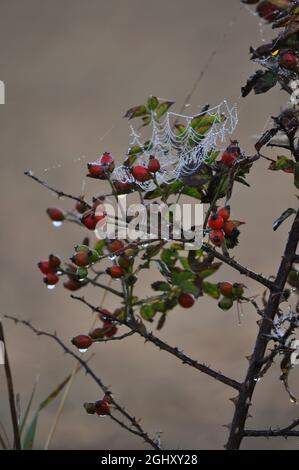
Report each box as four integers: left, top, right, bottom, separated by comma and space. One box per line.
232, 283, 245, 298
208, 213, 224, 230
218, 282, 233, 298
106, 265, 124, 279
178, 293, 195, 308
84, 402, 96, 415
209, 229, 225, 246
218, 297, 234, 311
118, 255, 131, 269
148, 156, 160, 173
132, 165, 150, 182
46, 208, 65, 222
76, 266, 88, 279
217, 206, 230, 222
124, 246, 139, 257
71, 334, 93, 350
288, 269, 299, 289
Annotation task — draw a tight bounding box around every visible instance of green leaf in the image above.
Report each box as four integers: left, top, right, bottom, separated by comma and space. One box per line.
126, 146, 143, 156
269, 155, 294, 172
142, 242, 164, 260
241, 69, 277, 97
202, 282, 220, 299
295, 162, 299, 189
124, 105, 147, 120
151, 281, 171, 292
142, 115, 152, 127
123, 154, 138, 167
22, 412, 38, 450
198, 262, 222, 279
140, 304, 156, 321
234, 176, 251, 187
94, 239, 106, 255
20, 377, 39, 436
172, 271, 199, 295
273, 208, 296, 231
179, 257, 190, 270
147, 95, 159, 111
161, 248, 178, 267
182, 186, 203, 199
22, 360, 89, 449
144, 187, 162, 200
155, 100, 175, 119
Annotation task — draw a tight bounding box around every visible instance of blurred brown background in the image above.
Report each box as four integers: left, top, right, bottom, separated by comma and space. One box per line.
0, 0, 298, 450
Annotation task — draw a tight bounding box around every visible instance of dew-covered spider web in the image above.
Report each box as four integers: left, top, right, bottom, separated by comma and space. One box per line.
112, 100, 238, 191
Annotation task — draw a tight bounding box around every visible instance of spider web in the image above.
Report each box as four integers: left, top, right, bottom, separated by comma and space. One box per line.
112, 100, 238, 190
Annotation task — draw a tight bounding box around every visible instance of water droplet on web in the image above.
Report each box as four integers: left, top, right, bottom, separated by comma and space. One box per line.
52, 221, 63, 228
79, 348, 88, 353
109, 255, 117, 261
47, 284, 56, 290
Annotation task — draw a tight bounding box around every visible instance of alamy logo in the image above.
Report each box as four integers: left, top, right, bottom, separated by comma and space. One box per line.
0, 81, 5, 104
0, 340, 4, 364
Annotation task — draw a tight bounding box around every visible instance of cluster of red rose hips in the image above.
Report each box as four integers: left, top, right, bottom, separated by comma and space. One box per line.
131, 155, 161, 182
87, 152, 115, 180
84, 394, 112, 416
217, 282, 245, 311
208, 206, 239, 247
38, 254, 61, 288
71, 310, 119, 352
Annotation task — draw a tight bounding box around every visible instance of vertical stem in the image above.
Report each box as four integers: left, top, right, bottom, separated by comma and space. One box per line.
226, 210, 299, 450
0, 321, 21, 449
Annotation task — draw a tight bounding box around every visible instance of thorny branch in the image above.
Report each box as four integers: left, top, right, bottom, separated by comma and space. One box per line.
3, 314, 160, 450
70, 294, 242, 391
202, 244, 276, 291
226, 210, 299, 450
244, 419, 299, 438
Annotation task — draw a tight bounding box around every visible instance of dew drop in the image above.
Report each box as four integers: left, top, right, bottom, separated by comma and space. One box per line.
47, 284, 56, 290
52, 221, 63, 228
109, 255, 117, 261
79, 348, 88, 353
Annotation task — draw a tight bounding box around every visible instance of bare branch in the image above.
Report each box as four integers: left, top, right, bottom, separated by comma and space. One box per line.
244, 419, 299, 438
71, 295, 242, 391
202, 243, 276, 291
24, 171, 92, 208
4, 314, 160, 450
